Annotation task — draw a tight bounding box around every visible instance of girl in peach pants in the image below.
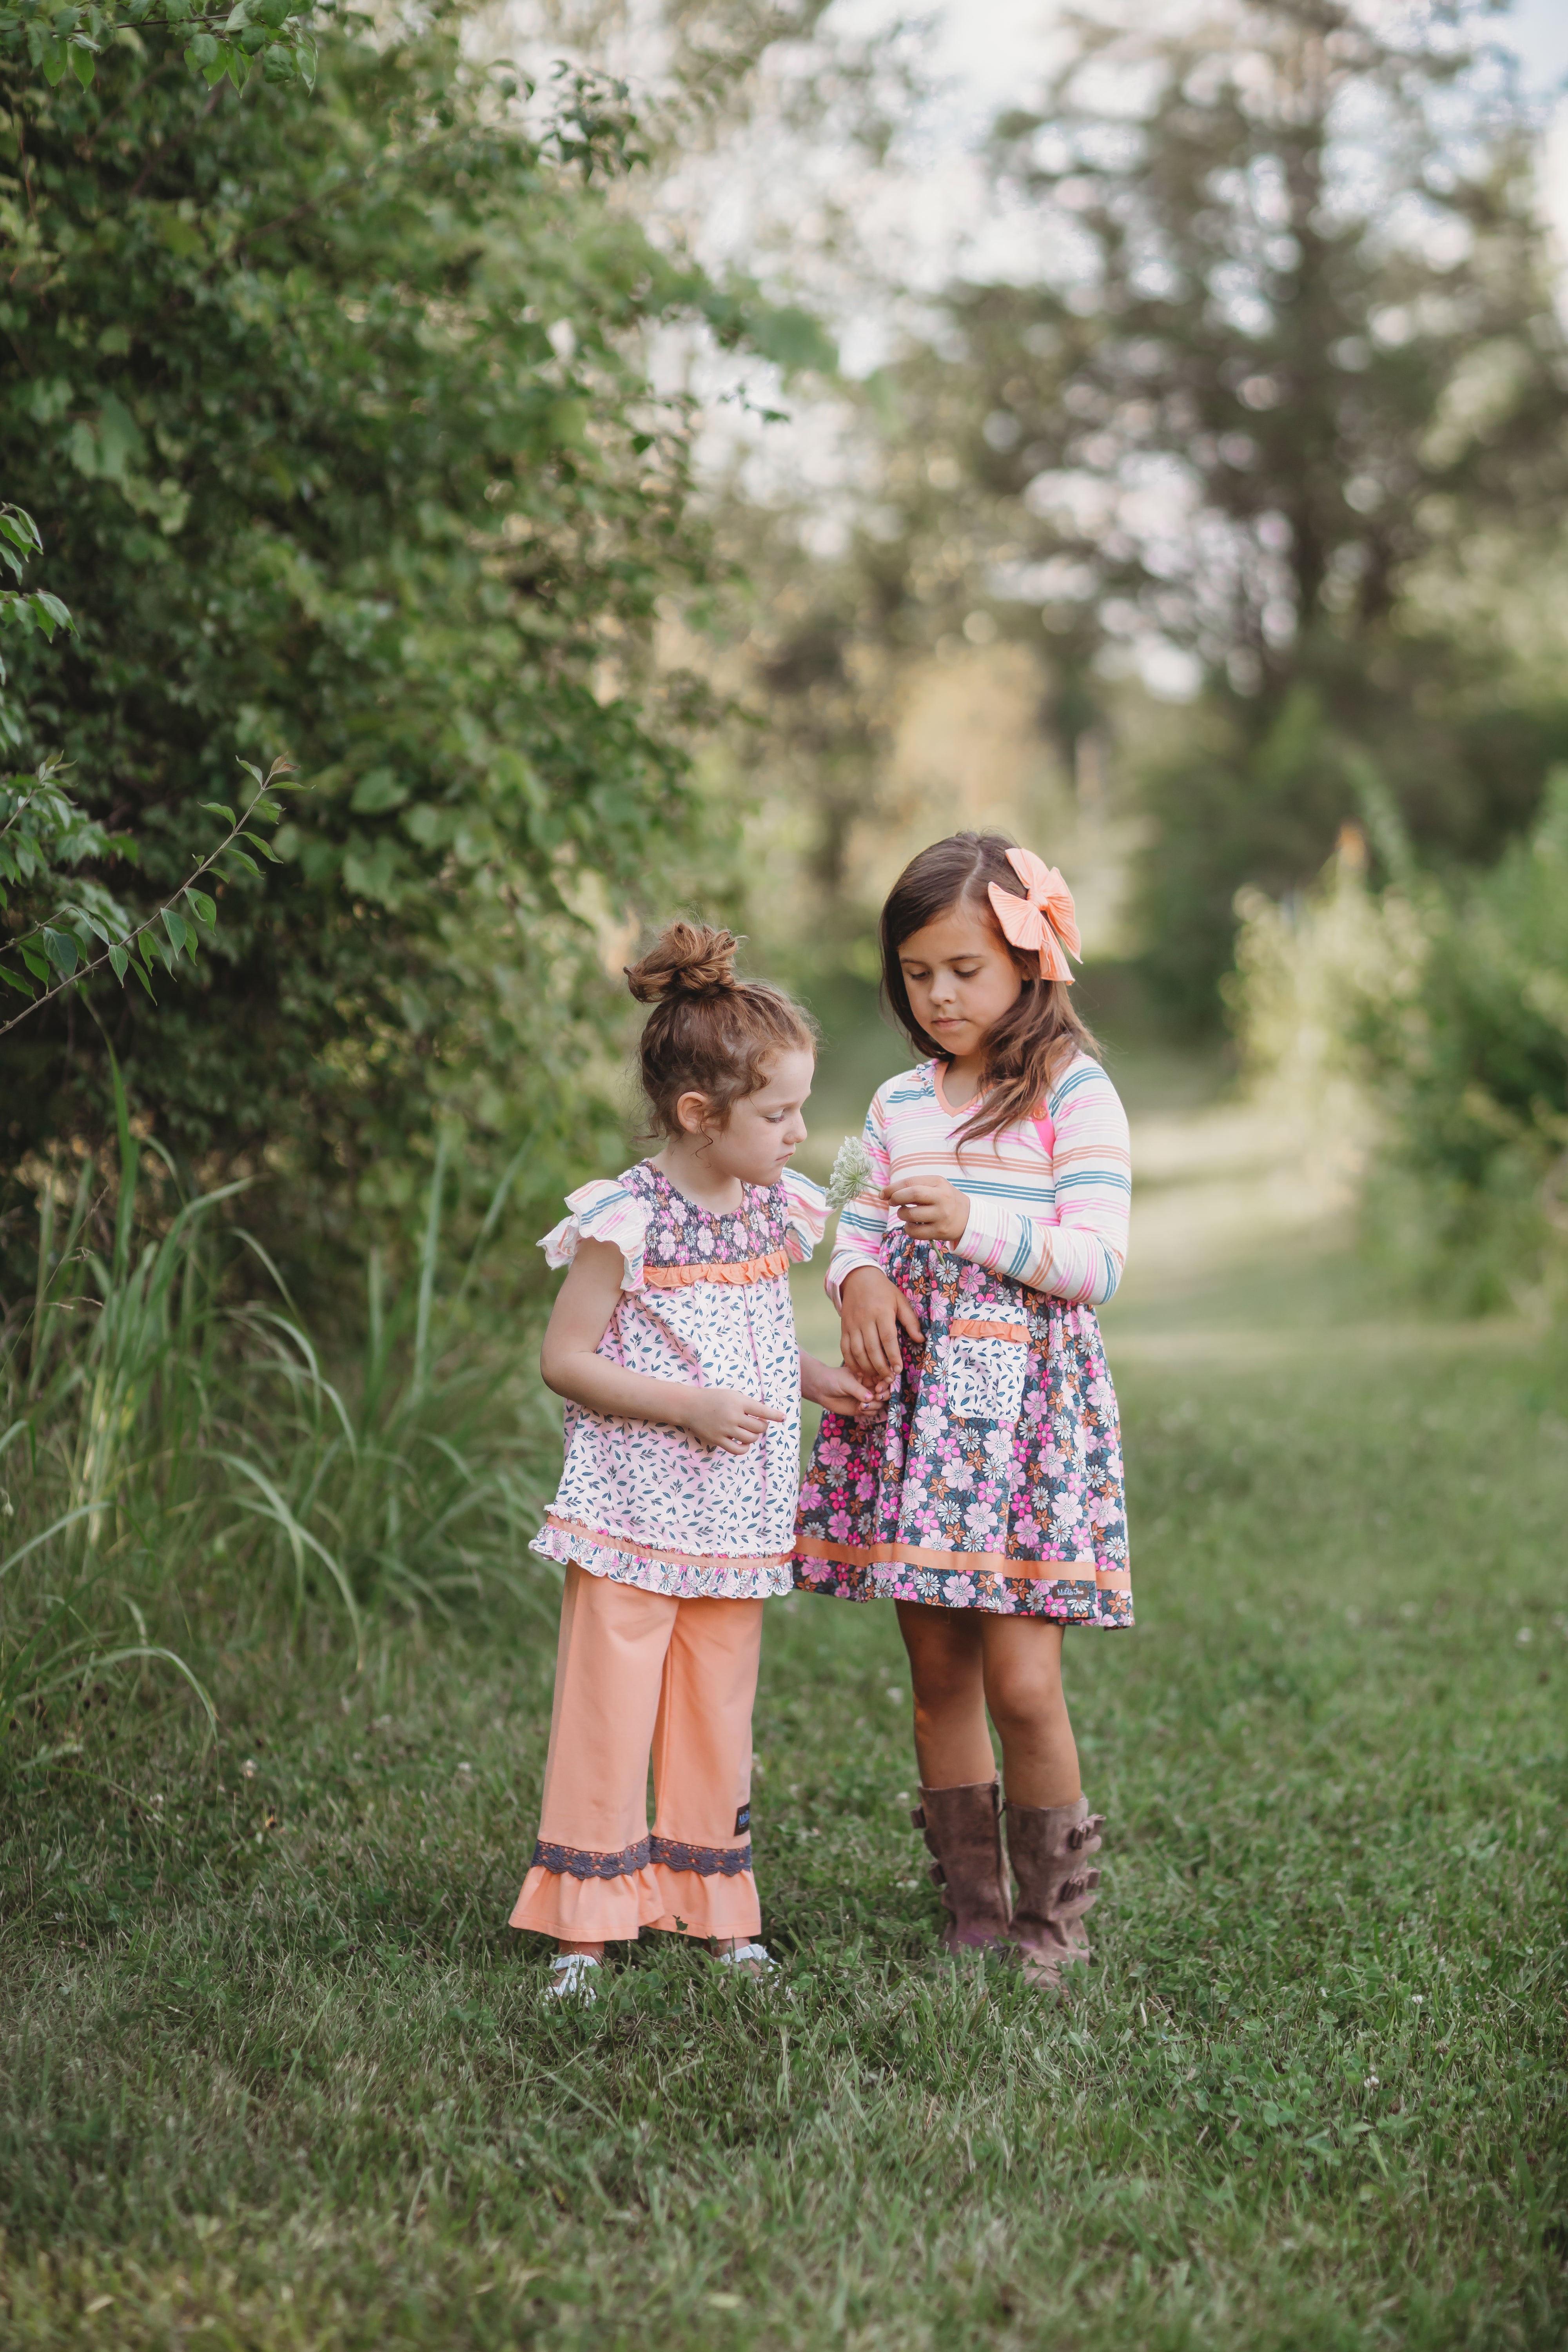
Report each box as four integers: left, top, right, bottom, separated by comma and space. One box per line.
511, 922, 877, 2000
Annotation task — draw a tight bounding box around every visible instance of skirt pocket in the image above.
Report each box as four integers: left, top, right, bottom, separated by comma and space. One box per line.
944, 1319, 1030, 1422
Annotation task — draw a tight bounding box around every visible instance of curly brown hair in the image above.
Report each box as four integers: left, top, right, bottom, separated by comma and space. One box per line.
879, 834, 1100, 1147
624, 921, 818, 1140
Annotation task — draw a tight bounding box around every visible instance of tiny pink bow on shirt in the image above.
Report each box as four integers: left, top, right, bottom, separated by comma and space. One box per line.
987, 847, 1082, 983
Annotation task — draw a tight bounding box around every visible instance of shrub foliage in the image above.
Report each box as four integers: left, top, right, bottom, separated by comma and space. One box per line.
0, 5, 751, 1269
1234, 772, 1568, 1309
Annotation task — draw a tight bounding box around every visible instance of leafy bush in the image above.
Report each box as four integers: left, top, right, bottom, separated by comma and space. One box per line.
0, 4, 764, 1277
1356, 773, 1568, 1311
1231, 772, 1568, 1311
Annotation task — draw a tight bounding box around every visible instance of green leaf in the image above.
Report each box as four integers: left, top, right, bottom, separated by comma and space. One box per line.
19, 942, 49, 983
162, 906, 191, 958
186, 888, 218, 926
201, 802, 237, 826
350, 768, 409, 815
108, 944, 129, 982
42, 927, 78, 976
33, 592, 74, 631
0, 964, 37, 999
221, 846, 261, 879
245, 830, 282, 861
40, 38, 68, 83
69, 39, 95, 85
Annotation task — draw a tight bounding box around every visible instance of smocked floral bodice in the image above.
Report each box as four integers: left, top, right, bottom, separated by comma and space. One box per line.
530, 1159, 828, 1601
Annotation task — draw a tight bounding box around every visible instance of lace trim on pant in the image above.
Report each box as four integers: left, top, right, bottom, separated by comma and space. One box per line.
531, 1837, 652, 1880
650, 1835, 753, 1877
530, 1834, 755, 1881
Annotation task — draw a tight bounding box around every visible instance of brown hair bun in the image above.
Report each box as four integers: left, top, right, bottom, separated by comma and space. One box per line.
624, 921, 739, 1005
623, 920, 818, 1140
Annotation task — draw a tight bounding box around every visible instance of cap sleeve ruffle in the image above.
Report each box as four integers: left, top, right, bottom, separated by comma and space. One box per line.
538, 1179, 649, 1292
781, 1169, 829, 1265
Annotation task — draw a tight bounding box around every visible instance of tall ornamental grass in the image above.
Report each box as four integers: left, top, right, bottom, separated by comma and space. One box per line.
0, 1078, 560, 1757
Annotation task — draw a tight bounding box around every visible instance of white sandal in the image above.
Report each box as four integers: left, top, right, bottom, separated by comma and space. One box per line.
546, 1953, 601, 2002
712, 1940, 778, 1978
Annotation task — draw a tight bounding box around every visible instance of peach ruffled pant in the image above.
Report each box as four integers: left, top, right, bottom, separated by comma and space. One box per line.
510, 1563, 764, 1944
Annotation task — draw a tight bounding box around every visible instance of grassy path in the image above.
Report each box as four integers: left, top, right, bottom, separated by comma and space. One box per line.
3, 1091, 1566, 2347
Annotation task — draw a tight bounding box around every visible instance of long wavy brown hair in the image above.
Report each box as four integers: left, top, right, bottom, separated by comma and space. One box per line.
880, 834, 1100, 1147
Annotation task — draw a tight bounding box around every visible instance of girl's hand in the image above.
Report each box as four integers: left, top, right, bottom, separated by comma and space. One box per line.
800, 1350, 889, 1416
542, 1247, 786, 1450
680, 1387, 786, 1455
886, 1175, 969, 1245
838, 1265, 924, 1384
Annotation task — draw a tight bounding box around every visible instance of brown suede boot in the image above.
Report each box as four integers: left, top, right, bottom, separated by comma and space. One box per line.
1004, 1796, 1105, 1988
911, 1780, 1012, 1952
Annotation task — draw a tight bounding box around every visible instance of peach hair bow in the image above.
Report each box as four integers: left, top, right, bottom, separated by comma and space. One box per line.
987, 847, 1082, 984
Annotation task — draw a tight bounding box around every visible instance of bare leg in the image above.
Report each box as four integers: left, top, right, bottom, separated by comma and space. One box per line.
980, 1617, 1081, 1808
895, 1602, 993, 1786
895, 1602, 1081, 1806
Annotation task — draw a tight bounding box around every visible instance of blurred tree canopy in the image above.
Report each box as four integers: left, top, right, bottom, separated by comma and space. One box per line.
958, 0, 1568, 1014
703, 0, 1568, 1024
0, 2, 808, 1279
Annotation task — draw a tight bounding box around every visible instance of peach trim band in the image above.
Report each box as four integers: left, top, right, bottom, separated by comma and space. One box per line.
510, 1860, 762, 1942
543, 1513, 791, 1576
950, 1318, 1029, 1344
643, 1248, 789, 1289
795, 1534, 1130, 1586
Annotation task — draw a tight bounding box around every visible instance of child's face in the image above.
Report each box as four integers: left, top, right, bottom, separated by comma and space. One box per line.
678, 1047, 815, 1186
896, 902, 1023, 1058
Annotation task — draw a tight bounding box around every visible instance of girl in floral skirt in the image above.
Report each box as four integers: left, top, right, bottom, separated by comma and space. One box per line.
794, 834, 1132, 1987
512, 921, 876, 2000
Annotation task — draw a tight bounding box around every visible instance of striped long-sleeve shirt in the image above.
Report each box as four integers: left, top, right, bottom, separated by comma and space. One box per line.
827, 1054, 1131, 1309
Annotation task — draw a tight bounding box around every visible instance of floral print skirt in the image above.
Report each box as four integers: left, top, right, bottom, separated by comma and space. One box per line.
793, 1234, 1132, 1624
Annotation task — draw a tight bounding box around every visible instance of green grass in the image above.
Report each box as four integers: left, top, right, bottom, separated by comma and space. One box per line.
3, 1287, 1566, 2348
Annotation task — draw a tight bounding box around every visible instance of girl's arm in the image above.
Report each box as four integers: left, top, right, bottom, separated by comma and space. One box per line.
825, 1090, 893, 1305
540, 1239, 785, 1455
826, 1089, 924, 1383
890, 1059, 1131, 1306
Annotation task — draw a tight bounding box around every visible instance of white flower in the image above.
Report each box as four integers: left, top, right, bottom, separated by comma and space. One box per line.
826, 1134, 876, 1212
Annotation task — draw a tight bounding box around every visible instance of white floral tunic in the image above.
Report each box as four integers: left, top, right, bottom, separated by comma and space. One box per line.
531, 1160, 829, 1600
